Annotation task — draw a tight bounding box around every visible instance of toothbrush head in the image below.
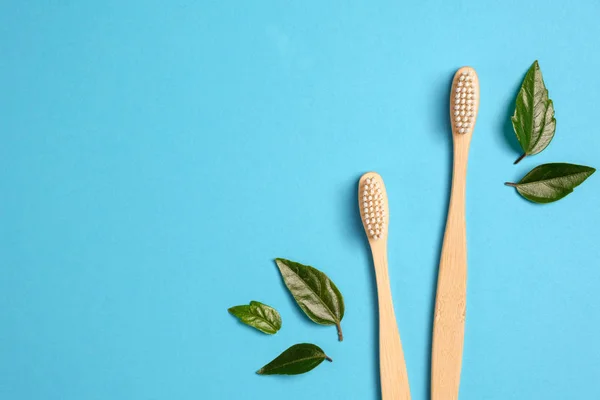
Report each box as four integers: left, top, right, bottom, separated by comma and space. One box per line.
451, 67, 480, 136
358, 172, 389, 242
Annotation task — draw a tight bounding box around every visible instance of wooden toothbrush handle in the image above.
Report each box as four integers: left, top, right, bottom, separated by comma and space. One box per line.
431, 143, 469, 400
372, 247, 411, 400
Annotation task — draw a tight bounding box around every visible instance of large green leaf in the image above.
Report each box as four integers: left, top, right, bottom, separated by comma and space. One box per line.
228, 301, 282, 334
256, 343, 332, 375
506, 163, 595, 203
275, 258, 345, 341
512, 61, 556, 164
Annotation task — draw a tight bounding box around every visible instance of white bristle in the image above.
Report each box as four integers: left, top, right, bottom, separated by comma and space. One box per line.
452, 68, 477, 135
360, 175, 387, 240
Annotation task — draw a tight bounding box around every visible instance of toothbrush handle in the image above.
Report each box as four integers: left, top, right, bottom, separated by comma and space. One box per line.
431, 147, 469, 400
372, 246, 411, 400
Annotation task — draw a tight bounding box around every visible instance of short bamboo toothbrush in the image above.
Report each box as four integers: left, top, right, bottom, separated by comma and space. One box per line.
431, 67, 480, 400
359, 173, 411, 400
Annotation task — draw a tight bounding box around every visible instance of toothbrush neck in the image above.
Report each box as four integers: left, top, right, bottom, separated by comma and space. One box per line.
450, 139, 471, 205
370, 241, 389, 274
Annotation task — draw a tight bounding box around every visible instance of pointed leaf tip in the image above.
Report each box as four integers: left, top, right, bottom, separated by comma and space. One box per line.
256, 343, 330, 375
274, 258, 345, 341
509, 163, 595, 203
228, 301, 282, 334
512, 61, 556, 161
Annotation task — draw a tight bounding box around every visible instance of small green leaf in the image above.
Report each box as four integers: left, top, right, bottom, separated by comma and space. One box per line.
275, 258, 345, 341
256, 343, 332, 375
228, 301, 282, 335
512, 60, 556, 164
505, 163, 595, 203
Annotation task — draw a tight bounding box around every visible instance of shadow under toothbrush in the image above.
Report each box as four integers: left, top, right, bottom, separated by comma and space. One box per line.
366, 249, 383, 400
344, 174, 370, 243
426, 68, 459, 399
344, 175, 382, 400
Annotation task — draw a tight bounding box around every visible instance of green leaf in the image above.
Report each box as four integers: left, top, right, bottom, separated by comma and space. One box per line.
511, 60, 556, 164
256, 343, 332, 375
505, 163, 595, 203
228, 301, 282, 335
275, 258, 345, 341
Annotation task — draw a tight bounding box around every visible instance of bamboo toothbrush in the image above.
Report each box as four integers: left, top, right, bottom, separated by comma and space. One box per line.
359, 173, 411, 400
431, 67, 480, 400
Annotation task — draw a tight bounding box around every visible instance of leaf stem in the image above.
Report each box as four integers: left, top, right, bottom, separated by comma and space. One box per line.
504, 182, 518, 187
325, 355, 333, 362
336, 322, 343, 342
514, 153, 526, 164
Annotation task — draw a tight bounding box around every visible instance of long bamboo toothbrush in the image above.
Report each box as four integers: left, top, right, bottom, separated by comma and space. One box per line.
431, 67, 480, 400
359, 172, 411, 400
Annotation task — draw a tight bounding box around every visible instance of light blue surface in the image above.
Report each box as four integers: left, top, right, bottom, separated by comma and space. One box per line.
1, 1, 599, 399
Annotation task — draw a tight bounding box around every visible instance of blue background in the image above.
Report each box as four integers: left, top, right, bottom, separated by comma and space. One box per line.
1, 1, 599, 399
